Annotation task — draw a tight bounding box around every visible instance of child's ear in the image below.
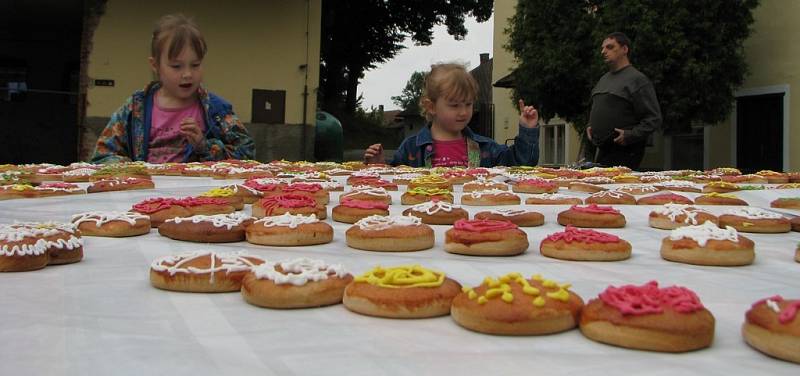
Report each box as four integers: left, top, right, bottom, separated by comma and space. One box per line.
421, 98, 435, 116
147, 57, 158, 75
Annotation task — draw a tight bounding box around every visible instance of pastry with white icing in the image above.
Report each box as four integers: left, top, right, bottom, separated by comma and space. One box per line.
660, 221, 755, 266
241, 257, 353, 308
149, 251, 266, 292
246, 213, 333, 246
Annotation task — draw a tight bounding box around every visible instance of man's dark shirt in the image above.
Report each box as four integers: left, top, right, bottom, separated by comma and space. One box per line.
589, 65, 662, 146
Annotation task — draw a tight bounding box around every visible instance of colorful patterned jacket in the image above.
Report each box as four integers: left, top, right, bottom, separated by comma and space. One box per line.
91, 82, 255, 164
390, 123, 539, 167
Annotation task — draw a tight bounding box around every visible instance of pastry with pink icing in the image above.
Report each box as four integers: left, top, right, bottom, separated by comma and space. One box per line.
246, 213, 333, 246
742, 295, 800, 363
557, 204, 626, 228
332, 198, 390, 224
444, 219, 529, 256
540, 226, 631, 261
345, 215, 434, 252
580, 281, 715, 352
252, 193, 326, 219
511, 178, 559, 194
660, 221, 755, 266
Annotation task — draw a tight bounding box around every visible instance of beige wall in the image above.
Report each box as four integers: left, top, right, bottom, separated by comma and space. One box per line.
707, 0, 799, 170
87, 0, 321, 125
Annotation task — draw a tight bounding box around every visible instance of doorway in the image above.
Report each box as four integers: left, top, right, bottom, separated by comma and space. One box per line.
0, 0, 83, 164
735, 92, 784, 173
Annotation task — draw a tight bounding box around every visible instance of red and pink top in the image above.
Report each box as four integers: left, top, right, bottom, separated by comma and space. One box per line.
599, 281, 705, 315
751, 295, 800, 324
544, 225, 620, 243
570, 204, 620, 214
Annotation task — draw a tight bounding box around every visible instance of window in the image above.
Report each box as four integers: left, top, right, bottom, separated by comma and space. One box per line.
541, 123, 566, 165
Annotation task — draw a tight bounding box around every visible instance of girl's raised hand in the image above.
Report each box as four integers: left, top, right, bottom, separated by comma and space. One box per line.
179, 117, 205, 150
364, 143, 384, 164
518, 99, 539, 128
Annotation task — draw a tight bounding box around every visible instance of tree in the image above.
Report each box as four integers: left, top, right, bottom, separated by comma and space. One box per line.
319, 0, 493, 119
506, 0, 759, 135
391, 71, 426, 115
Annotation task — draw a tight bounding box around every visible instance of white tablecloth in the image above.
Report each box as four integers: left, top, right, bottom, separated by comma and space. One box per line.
1, 177, 798, 375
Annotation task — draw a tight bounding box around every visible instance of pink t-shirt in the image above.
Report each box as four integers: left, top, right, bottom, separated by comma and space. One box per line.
148, 93, 206, 163
431, 138, 468, 167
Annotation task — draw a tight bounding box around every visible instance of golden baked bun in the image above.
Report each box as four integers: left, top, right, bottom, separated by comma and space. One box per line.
149, 251, 266, 293
661, 222, 755, 266
71, 211, 151, 237
86, 177, 154, 193
241, 258, 352, 309
246, 213, 333, 246
694, 193, 748, 206
580, 281, 715, 352
332, 199, 389, 224
460, 189, 520, 206
11, 221, 84, 266
742, 295, 800, 363
648, 204, 718, 230
654, 180, 702, 193
158, 212, 255, 243
343, 265, 461, 318
452, 273, 583, 335
0, 225, 51, 271
770, 197, 800, 210
197, 187, 245, 210
614, 184, 661, 195
525, 193, 583, 205
702, 181, 741, 193
402, 200, 469, 225
444, 219, 529, 256
540, 226, 631, 261
474, 208, 544, 227
345, 215, 434, 252
219, 184, 263, 204
717, 207, 791, 233
585, 190, 637, 205
400, 187, 454, 205
252, 194, 326, 219
511, 178, 559, 194
568, 182, 607, 193
636, 193, 693, 205
339, 186, 393, 204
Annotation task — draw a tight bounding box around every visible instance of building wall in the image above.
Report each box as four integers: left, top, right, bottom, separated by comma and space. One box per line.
707, 0, 799, 171
84, 0, 321, 161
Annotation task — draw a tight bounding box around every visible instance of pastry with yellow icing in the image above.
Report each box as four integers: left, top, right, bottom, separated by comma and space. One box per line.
451, 273, 583, 335
343, 265, 461, 318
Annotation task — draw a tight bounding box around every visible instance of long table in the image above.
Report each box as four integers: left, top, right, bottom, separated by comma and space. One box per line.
1, 176, 798, 375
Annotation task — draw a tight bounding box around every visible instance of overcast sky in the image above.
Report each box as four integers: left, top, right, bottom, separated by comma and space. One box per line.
357, 15, 494, 111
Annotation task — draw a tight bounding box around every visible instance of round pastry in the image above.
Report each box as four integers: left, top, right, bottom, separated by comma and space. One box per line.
557, 204, 626, 228
444, 219, 529, 256
580, 176, 616, 184
179, 197, 237, 216
771, 197, 800, 210
218, 184, 263, 204
347, 177, 398, 191
392, 173, 424, 186
540, 226, 631, 261
694, 192, 748, 206
460, 189, 520, 206
655, 180, 702, 193
332, 198, 390, 223
0, 225, 51, 271
33, 182, 87, 198
474, 208, 544, 227
86, 177, 154, 193
131, 198, 193, 228
400, 187, 454, 205
401, 200, 469, 225
702, 181, 740, 193
149, 251, 266, 292
343, 265, 462, 318
717, 207, 791, 233
345, 215, 434, 252
198, 188, 245, 210
462, 179, 508, 192
692, 174, 721, 184
158, 212, 255, 242
660, 221, 755, 266
246, 213, 333, 246
580, 281, 715, 352
279, 182, 330, 205
242, 178, 285, 195
346, 171, 380, 184
777, 183, 800, 189
452, 273, 583, 335
648, 204, 718, 230
71, 211, 151, 237
614, 184, 660, 196
585, 190, 637, 205
8, 221, 83, 266
639, 174, 672, 184
636, 192, 693, 205
241, 258, 353, 309
407, 175, 452, 191
568, 182, 607, 193
442, 169, 475, 185
721, 174, 768, 184
339, 186, 392, 205
252, 194, 326, 219
757, 170, 790, 184
511, 178, 559, 194
62, 167, 97, 182
525, 193, 583, 205
742, 295, 800, 363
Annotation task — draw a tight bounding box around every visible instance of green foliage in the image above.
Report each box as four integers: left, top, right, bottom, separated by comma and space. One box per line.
391, 71, 426, 115
340, 105, 403, 150
320, 0, 493, 117
506, 0, 759, 134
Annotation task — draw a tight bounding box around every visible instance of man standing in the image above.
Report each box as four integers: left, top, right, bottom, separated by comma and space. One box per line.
586, 32, 662, 170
